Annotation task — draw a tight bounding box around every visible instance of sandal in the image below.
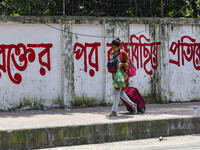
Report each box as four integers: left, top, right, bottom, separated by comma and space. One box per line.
131, 104, 138, 115
109, 111, 118, 117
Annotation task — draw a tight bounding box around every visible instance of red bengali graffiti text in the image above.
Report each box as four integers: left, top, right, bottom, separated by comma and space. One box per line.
0, 43, 53, 84
107, 34, 161, 75
169, 35, 200, 70
74, 42, 101, 77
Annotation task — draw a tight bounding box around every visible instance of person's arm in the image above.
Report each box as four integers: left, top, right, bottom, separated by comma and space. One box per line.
118, 51, 130, 68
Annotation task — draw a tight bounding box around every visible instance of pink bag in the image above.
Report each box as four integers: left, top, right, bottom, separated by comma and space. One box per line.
120, 50, 136, 77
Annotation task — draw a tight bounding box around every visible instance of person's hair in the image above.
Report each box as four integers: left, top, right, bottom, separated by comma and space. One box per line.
112, 38, 121, 47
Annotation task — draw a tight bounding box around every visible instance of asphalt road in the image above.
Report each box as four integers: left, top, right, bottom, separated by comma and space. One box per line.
40, 134, 200, 150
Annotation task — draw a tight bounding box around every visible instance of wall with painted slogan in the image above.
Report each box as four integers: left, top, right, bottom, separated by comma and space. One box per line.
0, 17, 200, 110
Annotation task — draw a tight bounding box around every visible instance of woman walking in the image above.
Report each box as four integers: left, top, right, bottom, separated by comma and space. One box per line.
108, 38, 137, 116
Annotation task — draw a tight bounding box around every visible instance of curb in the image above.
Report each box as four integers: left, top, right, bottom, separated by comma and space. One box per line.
1, 117, 200, 149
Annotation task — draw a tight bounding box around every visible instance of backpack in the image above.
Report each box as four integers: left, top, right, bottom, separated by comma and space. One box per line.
107, 57, 118, 73
120, 50, 136, 77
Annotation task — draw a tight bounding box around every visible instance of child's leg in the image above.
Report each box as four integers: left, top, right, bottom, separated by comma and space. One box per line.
120, 91, 134, 106
120, 91, 137, 114
111, 88, 122, 112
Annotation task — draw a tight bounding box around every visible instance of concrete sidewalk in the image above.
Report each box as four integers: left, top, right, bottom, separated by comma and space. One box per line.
0, 102, 200, 149
0, 102, 198, 130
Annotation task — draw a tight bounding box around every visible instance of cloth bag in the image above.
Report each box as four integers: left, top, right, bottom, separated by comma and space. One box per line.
113, 69, 125, 88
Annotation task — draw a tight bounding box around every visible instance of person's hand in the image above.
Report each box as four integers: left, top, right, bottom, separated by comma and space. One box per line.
118, 63, 123, 68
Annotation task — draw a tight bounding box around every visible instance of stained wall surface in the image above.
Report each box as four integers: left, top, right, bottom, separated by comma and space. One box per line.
0, 17, 200, 110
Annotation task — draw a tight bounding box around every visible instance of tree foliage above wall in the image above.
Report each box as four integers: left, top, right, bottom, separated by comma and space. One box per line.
0, 0, 199, 18
0, 0, 62, 16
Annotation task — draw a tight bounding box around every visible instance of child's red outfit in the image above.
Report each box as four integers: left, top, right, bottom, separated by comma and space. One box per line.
109, 50, 136, 115
111, 50, 131, 91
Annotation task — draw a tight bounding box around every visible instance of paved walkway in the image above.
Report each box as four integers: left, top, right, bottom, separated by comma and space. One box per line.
0, 102, 199, 131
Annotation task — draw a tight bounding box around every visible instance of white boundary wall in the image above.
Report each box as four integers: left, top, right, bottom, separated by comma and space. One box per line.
0, 17, 200, 110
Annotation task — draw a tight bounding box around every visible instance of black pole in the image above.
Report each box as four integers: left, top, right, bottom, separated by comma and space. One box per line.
63, 0, 66, 16
191, 0, 197, 18
161, 0, 163, 17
